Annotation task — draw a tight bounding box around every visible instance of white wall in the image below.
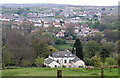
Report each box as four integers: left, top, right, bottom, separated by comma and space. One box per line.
73, 60, 85, 68
52, 57, 75, 68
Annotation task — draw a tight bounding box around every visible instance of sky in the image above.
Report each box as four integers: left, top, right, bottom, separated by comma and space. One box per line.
0, 0, 120, 6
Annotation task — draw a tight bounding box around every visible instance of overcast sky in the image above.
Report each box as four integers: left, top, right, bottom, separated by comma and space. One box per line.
1, 0, 120, 6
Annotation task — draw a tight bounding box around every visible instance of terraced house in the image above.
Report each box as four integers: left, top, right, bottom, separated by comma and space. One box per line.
44, 50, 85, 68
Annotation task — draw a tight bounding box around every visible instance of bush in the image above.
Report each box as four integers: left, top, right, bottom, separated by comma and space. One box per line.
34, 56, 44, 67
21, 60, 31, 67
84, 58, 93, 66
62, 65, 66, 68
55, 38, 65, 44
105, 58, 117, 65
5, 62, 16, 66
91, 56, 101, 67
91, 72, 99, 75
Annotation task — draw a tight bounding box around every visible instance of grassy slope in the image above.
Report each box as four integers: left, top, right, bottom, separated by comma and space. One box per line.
1, 68, 118, 76
54, 43, 73, 50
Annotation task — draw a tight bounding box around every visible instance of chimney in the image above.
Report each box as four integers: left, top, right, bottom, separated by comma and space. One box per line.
74, 48, 76, 55
50, 49, 53, 56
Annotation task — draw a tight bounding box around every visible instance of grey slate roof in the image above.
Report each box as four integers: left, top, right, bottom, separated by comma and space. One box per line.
51, 50, 75, 57
72, 56, 81, 62
44, 58, 55, 64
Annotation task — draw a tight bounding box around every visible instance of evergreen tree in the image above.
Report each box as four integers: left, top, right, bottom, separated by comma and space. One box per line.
72, 38, 83, 60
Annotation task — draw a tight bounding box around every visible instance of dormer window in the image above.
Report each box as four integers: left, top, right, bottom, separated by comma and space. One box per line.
65, 54, 67, 56
57, 54, 59, 56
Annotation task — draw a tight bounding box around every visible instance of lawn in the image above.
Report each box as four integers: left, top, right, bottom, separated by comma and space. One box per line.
1, 67, 119, 77
54, 43, 73, 50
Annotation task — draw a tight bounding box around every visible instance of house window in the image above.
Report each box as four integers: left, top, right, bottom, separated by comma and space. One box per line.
57, 54, 59, 56
57, 60, 59, 63
69, 60, 71, 63
70, 54, 72, 56
55, 65, 57, 68
64, 60, 67, 63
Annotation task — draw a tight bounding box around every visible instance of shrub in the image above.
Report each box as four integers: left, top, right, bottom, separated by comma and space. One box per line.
105, 57, 117, 65
34, 56, 44, 67
91, 56, 101, 67
55, 38, 65, 44
84, 58, 93, 66
21, 60, 31, 67
91, 72, 99, 75
62, 65, 66, 68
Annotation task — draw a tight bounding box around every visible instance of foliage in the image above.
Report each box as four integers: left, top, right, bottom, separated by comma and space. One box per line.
105, 57, 117, 66
65, 25, 75, 37
114, 40, 120, 53
54, 38, 65, 44
104, 29, 118, 42
34, 56, 44, 67
21, 60, 31, 67
30, 38, 49, 58
84, 41, 101, 58
2, 47, 13, 65
72, 38, 83, 60
86, 32, 103, 43
84, 58, 93, 66
91, 56, 101, 67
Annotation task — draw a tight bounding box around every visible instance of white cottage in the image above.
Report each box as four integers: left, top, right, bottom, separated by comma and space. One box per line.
44, 50, 85, 68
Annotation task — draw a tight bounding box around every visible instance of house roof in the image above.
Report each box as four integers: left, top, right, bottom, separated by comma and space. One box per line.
51, 50, 75, 58
44, 58, 55, 64
91, 29, 98, 31
64, 23, 80, 27
72, 56, 81, 62
54, 22, 61, 25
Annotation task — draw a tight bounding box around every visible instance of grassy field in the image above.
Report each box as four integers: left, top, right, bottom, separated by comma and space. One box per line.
54, 43, 73, 50
1, 67, 118, 77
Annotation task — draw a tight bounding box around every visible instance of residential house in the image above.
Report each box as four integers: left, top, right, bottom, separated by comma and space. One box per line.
44, 22, 51, 28
91, 29, 99, 33
79, 24, 90, 36
34, 22, 42, 27
56, 31, 65, 38
53, 22, 61, 27
44, 50, 85, 68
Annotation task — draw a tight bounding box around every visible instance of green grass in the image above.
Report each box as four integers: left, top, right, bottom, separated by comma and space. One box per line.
1, 67, 118, 76
54, 43, 73, 50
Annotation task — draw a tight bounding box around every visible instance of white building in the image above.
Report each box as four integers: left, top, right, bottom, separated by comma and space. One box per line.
44, 50, 85, 68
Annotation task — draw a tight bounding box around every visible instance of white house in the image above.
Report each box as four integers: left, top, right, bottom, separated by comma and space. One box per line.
56, 31, 65, 38
44, 50, 85, 68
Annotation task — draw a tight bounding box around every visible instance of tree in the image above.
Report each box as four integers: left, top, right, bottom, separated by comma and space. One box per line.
2, 29, 35, 66
86, 32, 103, 43
65, 25, 75, 37
100, 48, 110, 63
104, 29, 118, 42
2, 47, 13, 66
30, 38, 49, 58
84, 41, 101, 58
102, 8, 106, 11
34, 56, 44, 67
72, 38, 83, 60
114, 40, 120, 53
